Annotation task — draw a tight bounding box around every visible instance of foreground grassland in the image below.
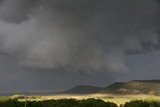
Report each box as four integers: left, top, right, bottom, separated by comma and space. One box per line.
16, 94, 160, 106
0, 96, 9, 101
1, 94, 160, 107
0, 98, 117, 107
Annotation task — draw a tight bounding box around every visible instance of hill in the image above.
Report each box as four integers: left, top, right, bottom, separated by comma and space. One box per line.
63, 85, 103, 94
3, 80, 160, 96
101, 80, 160, 95
0, 91, 58, 96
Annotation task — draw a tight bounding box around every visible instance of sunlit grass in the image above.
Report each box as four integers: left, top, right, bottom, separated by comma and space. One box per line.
0, 93, 159, 106
0, 96, 9, 101
15, 94, 160, 106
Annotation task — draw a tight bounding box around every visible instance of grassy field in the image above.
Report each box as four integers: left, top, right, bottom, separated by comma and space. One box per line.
0, 96, 9, 101
15, 94, 160, 106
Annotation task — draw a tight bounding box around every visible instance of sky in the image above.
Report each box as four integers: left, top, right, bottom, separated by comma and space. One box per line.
0, 0, 160, 93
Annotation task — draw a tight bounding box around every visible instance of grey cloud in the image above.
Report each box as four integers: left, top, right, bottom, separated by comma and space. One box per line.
0, 0, 160, 73
0, 0, 40, 23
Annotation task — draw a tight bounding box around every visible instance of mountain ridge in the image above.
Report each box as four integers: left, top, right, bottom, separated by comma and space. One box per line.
2, 79, 160, 96
100, 79, 160, 95
62, 79, 160, 95
62, 85, 103, 94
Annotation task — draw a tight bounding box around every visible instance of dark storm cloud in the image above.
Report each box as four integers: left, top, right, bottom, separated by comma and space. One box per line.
0, 0, 40, 23
0, 0, 160, 74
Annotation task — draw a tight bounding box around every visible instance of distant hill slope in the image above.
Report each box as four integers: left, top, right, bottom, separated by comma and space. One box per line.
63, 85, 103, 94
101, 80, 160, 95
4, 80, 160, 96
0, 91, 58, 96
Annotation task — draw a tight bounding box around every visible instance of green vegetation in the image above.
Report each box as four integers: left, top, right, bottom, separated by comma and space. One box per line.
0, 96, 9, 101
124, 100, 160, 107
0, 98, 117, 107
1, 96, 160, 107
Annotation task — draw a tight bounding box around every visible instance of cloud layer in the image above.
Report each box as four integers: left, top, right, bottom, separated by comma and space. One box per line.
0, 0, 160, 73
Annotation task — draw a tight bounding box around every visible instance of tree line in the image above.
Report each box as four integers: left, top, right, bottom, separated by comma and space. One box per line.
1, 98, 160, 107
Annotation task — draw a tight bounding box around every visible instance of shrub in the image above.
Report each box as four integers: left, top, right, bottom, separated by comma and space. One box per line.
124, 100, 160, 107
0, 98, 118, 107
